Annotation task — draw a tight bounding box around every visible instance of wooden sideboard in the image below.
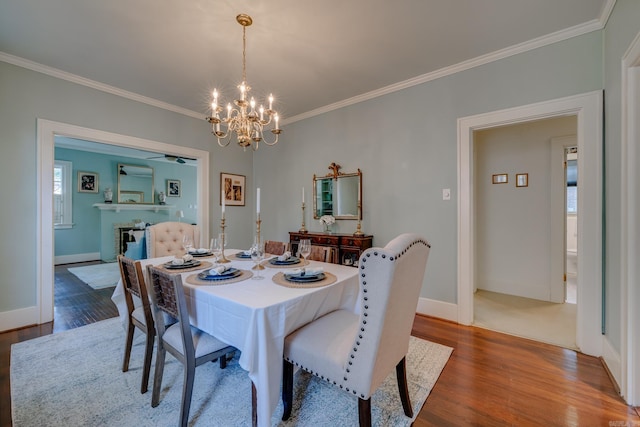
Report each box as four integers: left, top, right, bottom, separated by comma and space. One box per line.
289, 231, 373, 267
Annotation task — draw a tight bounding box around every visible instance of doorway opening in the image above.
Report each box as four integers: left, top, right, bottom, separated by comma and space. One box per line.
470, 118, 578, 350
457, 91, 603, 357
37, 119, 210, 324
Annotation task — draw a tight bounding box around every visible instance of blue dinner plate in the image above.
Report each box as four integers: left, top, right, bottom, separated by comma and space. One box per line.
270, 257, 300, 265
163, 260, 201, 269
198, 267, 241, 281
284, 272, 325, 283
235, 252, 252, 259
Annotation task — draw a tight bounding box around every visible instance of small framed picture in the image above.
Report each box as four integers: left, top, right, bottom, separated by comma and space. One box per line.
167, 179, 181, 197
516, 173, 529, 188
492, 173, 508, 184
221, 172, 246, 206
78, 171, 99, 193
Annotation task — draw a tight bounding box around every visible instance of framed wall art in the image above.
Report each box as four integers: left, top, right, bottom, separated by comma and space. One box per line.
221, 172, 246, 206
167, 179, 181, 197
516, 173, 529, 187
492, 173, 508, 184
77, 171, 99, 193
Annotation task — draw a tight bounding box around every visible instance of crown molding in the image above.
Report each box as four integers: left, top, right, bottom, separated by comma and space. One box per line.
283, 18, 605, 125
0, 51, 205, 120
1, 4, 612, 128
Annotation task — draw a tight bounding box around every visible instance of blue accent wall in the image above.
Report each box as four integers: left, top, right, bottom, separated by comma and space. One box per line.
54, 147, 197, 261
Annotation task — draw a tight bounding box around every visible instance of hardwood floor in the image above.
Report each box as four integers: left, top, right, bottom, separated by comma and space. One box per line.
0, 262, 118, 427
1, 263, 638, 427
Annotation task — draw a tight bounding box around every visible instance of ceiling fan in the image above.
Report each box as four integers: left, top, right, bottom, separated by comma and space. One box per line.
146, 154, 196, 164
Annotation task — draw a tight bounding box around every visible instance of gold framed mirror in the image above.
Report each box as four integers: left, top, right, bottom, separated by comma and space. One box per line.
313, 163, 362, 220
117, 163, 155, 204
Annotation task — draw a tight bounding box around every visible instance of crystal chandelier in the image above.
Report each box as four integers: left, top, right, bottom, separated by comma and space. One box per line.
206, 14, 282, 151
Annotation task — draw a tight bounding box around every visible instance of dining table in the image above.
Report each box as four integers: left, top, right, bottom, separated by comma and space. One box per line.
111, 249, 360, 426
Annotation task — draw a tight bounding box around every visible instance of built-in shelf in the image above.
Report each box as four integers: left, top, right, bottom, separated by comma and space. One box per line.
93, 203, 175, 213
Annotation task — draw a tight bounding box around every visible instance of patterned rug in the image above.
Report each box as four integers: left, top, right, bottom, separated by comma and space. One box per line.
11, 318, 452, 426
68, 262, 120, 289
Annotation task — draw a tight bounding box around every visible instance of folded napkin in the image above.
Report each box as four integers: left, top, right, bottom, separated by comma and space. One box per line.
171, 254, 194, 264
189, 248, 209, 254
278, 251, 292, 261
289, 267, 324, 276
206, 265, 228, 275
243, 250, 252, 255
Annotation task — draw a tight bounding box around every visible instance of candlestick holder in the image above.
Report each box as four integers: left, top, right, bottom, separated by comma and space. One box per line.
353, 220, 364, 236
353, 203, 364, 236
218, 216, 231, 263
253, 214, 265, 270
299, 202, 308, 233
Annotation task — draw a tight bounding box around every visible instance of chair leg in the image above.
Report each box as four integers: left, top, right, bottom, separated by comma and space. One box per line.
219, 354, 227, 369
151, 346, 166, 407
140, 330, 155, 394
252, 381, 258, 427
179, 361, 196, 427
122, 322, 135, 372
358, 397, 372, 427
396, 356, 413, 417
281, 360, 294, 420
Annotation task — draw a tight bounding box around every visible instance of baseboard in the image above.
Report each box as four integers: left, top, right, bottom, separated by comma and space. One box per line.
416, 297, 458, 323
0, 306, 39, 332
601, 336, 622, 395
54, 252, 101, 265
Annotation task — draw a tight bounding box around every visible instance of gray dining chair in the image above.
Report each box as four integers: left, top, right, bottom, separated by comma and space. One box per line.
118, 255, 155, 394
146, 265, 236, 427
281, 233, 431, 426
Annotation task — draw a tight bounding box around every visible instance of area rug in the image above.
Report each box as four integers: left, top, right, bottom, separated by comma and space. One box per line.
11, 318, 452, 426
68, 262, 120, 289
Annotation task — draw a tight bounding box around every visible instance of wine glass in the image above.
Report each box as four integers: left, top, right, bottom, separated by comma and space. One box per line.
210, 237, 220, 263
251, 241, 265, 279
182, 235, 193, 255
299, 239, 311, 264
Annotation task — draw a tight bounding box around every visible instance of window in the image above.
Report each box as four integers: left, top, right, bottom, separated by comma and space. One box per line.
54, 160, 73, 229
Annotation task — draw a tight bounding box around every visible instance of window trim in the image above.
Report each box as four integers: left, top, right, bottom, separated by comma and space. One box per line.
54, 160, 73, 229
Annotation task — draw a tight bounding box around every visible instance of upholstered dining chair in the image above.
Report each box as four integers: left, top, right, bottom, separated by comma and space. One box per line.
146, 265, 236, 427
145, 221, 200, 258
118, 255, 155, 394
281, 233, 431, 426
264, 240, 289, 256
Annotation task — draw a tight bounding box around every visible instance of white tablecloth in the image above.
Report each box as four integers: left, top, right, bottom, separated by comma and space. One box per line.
112, 250, 359, 426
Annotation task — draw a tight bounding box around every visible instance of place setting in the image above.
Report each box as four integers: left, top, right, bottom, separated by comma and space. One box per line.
186, 264, 253, 286
265, 239, 312, 269
156, 253, 213, 273
272, 266, 337, 289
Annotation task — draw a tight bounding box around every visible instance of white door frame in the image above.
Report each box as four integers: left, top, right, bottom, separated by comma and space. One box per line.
620, 31, 640, 406
550, 136, 577, 304
457, 91, 603, 357
37, 119, 210, 323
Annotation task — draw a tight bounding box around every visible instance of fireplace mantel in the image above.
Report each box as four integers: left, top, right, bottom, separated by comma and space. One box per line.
93, 203, 175, 213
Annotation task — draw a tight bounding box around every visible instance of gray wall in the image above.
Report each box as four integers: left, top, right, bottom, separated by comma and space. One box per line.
0, 60, 253, 314
254, 31, 602, 305
602, 0, 640, 351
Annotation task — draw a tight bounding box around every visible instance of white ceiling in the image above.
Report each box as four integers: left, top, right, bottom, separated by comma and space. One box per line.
1, 0, 610, 123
